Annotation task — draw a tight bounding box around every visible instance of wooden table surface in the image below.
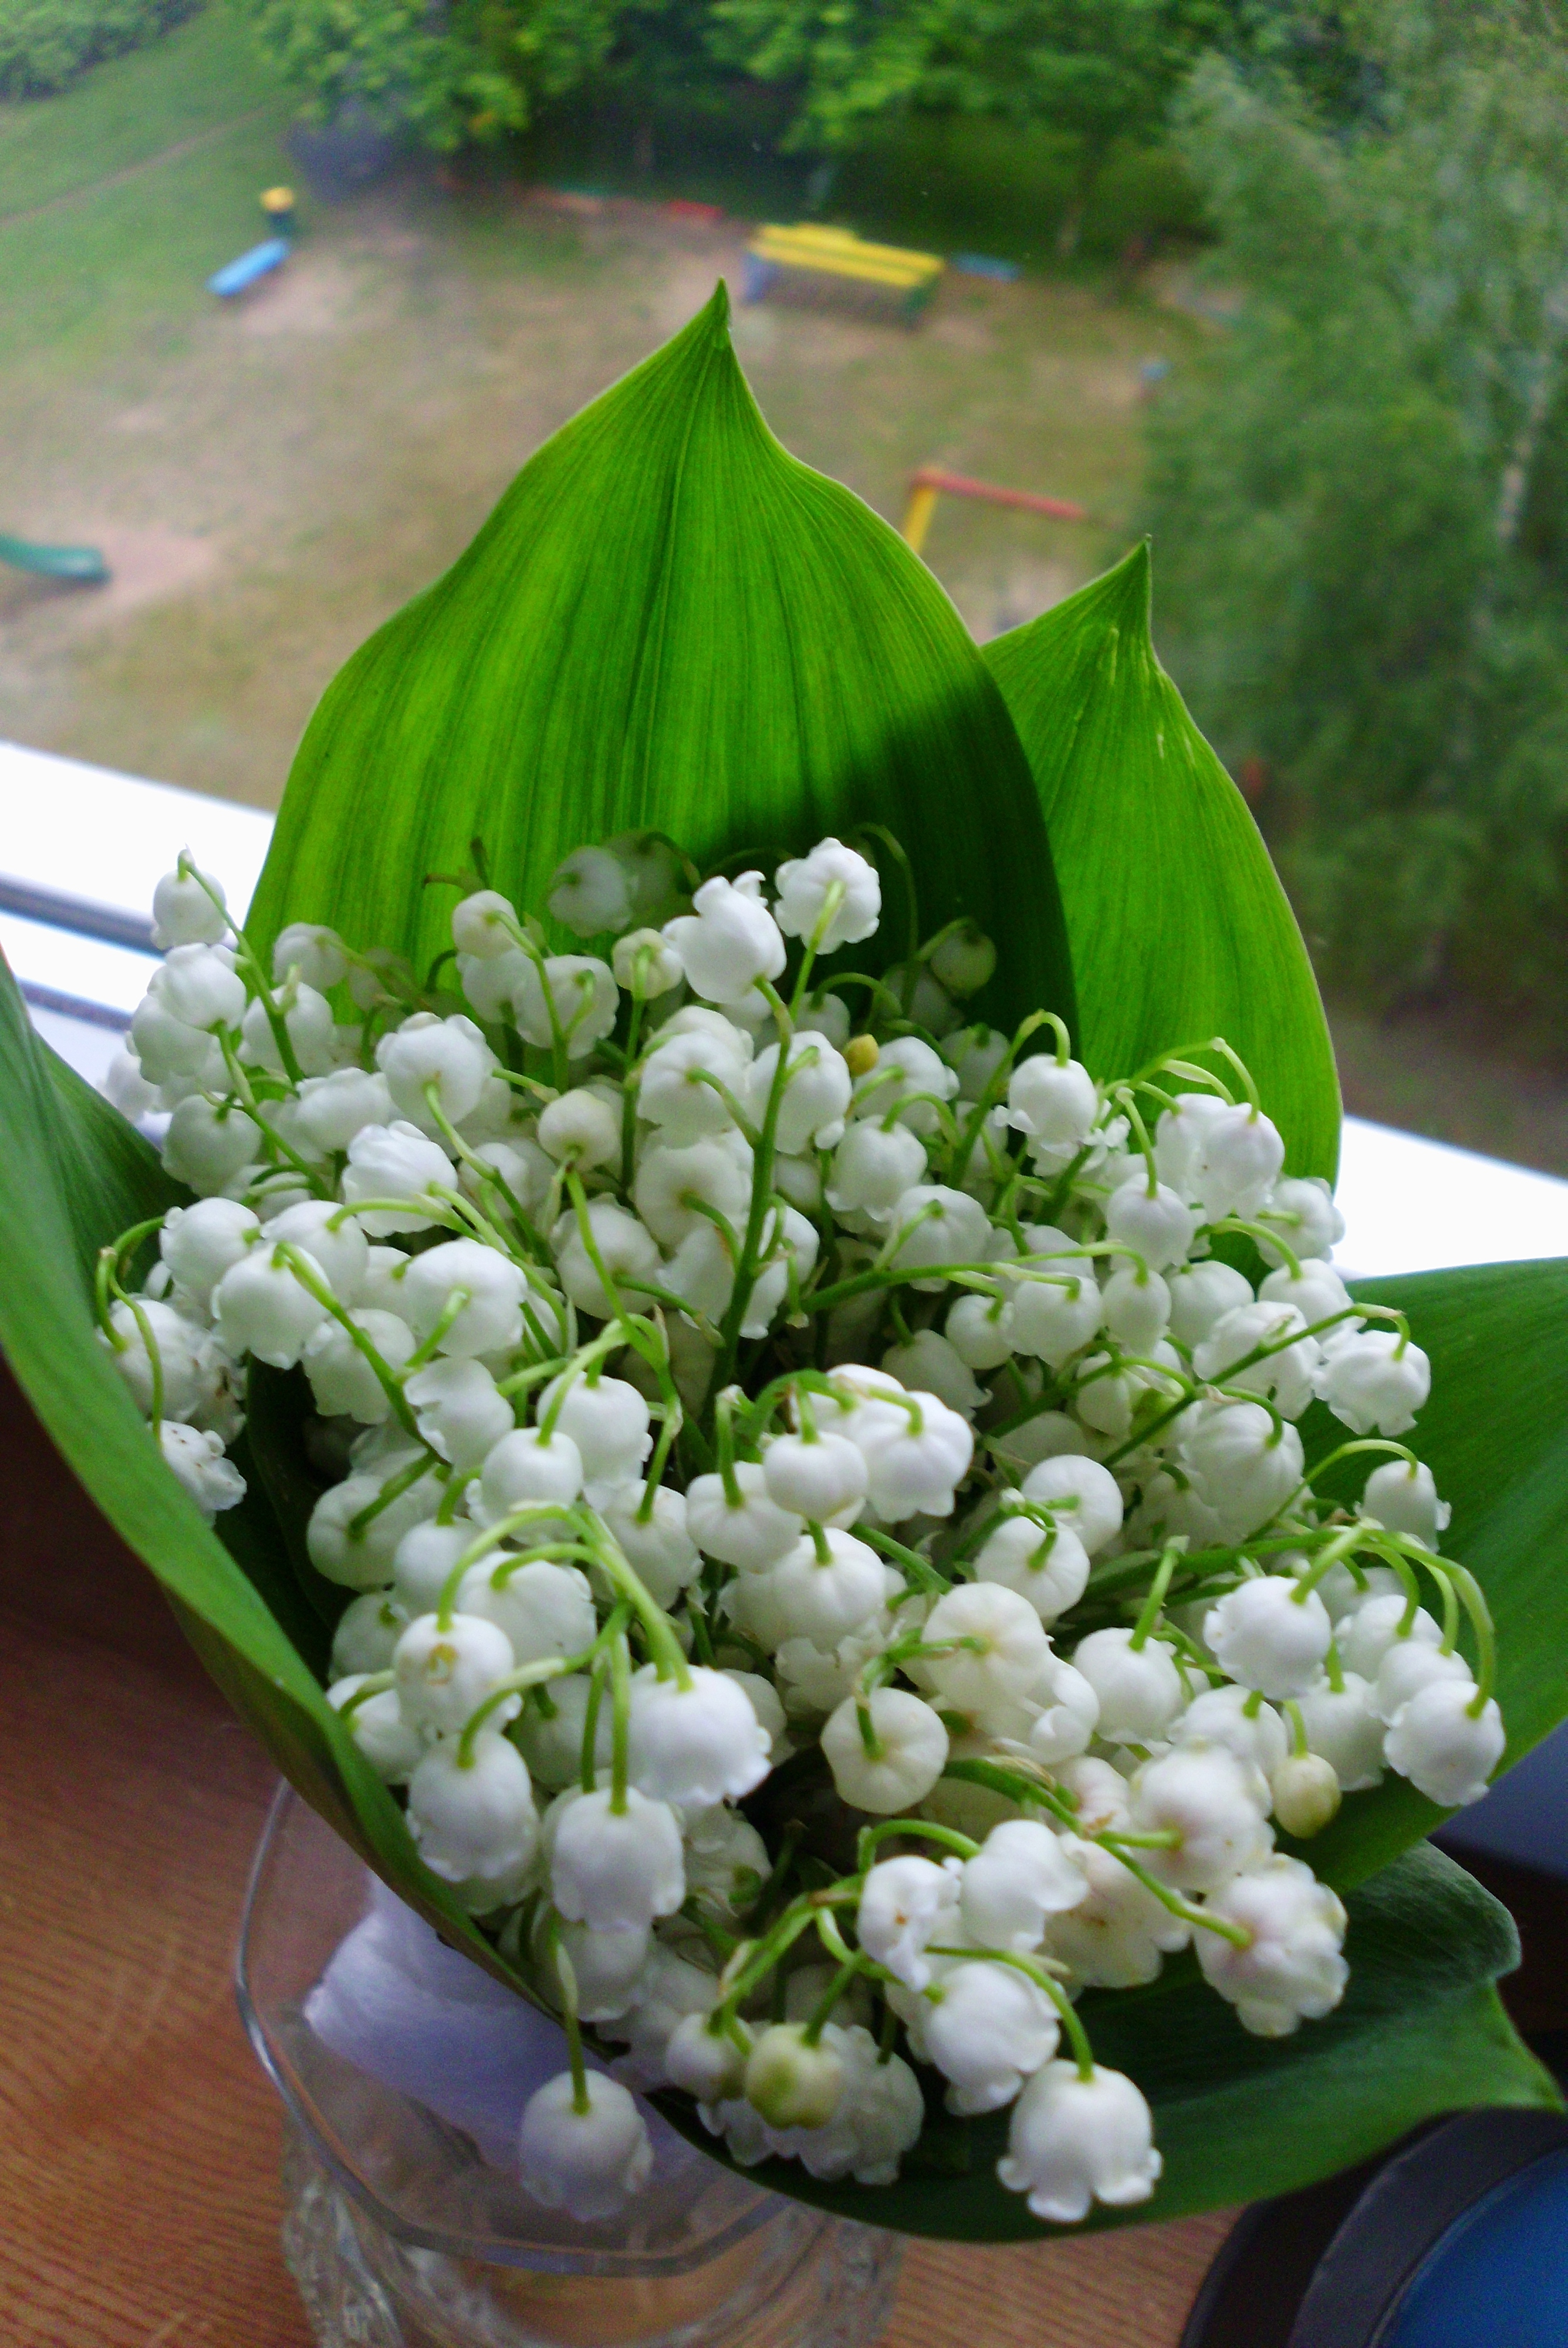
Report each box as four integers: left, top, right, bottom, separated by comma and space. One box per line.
0, 1359, 1309, 2348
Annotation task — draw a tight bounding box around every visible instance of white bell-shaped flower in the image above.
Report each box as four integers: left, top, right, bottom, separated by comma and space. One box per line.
152, 858, 228, 948
850, 1388, 974, 1519
548, 844, 636, 938
476, 1426, 584, 1524
536, 1086, 621, 1170
762, 1429, 868, 1523
1019, 1454, 1124, 1554
600, 1941, 718, 2089
461, 1135, 552, 1222
215, 1244, 332, 1368
538, 1373, 651, 1503
1025, 1654, 1101, 1764
663, 873, 785, 1006
974, 1514, 1090, 1625
266, 1199, 371, 1301
377, 1012, 492, 1128
853, 1037, 958, 1136
765, 1529, 886, 1644
148, 943, 247, 1033
402, 1357, 515, 1470
512, 955, 619, 1058
451, 889, 519, 958
1101, 1267, 1171, 1353
549, 1786, 685, 1929
599, 1485, 701, 1609
341, 1121, 457, 1236
998, 2062, 1161, 2221
944, 1291, 1014, 1370
1258, 1260, 1355, 1334
1005, 1271, 1104, 1368
394, 1610, 519, 1737
157, 1421, 246, 1519
686, 1463, 803, 1570
1373, 1637, 1474, 1726
1182, 1401, 1305, 1543
99, 1298, 210, 1421
1206, 1576, 1332, 1699
391, 1520, 486, 1614
1296, 1672, 1386, 1791
1317, 1330, 1431, 1436
626, 1665, 772, 1805
458, 944, 530, 1022
129, 993, 215, 1086
826, 1119, 927, 1220
683, 1802, 772, 1918
458, 1558, 597, 1669
879, 1330, 985, 1418
612, 926, 684, 997
941, 1023, 1009, 1102
1005, 1055, 1098, 1149
1361, 1458, 1451, 1549
1256, 1175, 1344, 1266
1046, 1838, 1190, 1988
302, 1309, 415, 1422
329, 1676, 423, 1782
292, 1067, 393, 1155
1128, 1741, 1273, 1892
961, 1819, 1088, 1954
1070, 1627, 1185, 1742
634, 1138, 752, 1248
748, 1033, 852, 1153
555, 1921, 650, 2021
888, 1184, 991, 1289
925, 1582, 1050, 1718
1339, 1592, 1441, 1681
407, 1734, 538, 1881
159, 1095, 260, 1193
1188, 1103, 1285, 1222
330, 1591, 404, 1678
271, 920, 347, 991
1194, 1300, 1319, 1421
552, 1199, 663, 1320
241, 979, 336, 1076
1104, 1177, 1197, 1271
1383, 1678, 1505, 1806
665, 2012, 749, 2103
734, 2025, 924, 2184
1153, 1090, 1231, 1196
401, 1237, 528, 1359
517, 1674, 611, 1787
1167, 1259, 1254, 1350
820, 1686, 948, 1814
307, 1460, 442, 1588
920, 1960, 1060, 2116
518, 2072, 653, 2222
1172, 1684, 1289, 1777
638, 1023, 751, 1143
773, 837, 880, 951
1197, 1855, 1348, 2035
857, 1854, 962, 1991
161, 1197, 260, 1301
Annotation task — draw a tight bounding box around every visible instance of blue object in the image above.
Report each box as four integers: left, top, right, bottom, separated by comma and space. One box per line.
1384, 2148, 1568, 2346
1140, 357, 1172, 386
741, 254, 780, 303
207, 238, 290, 298
953, 253, 1020, 282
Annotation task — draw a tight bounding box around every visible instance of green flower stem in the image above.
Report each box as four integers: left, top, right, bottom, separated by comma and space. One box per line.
1128, 1542, 1186, 1651
689, 1069, 762, 1147
540, 1914, 591, 2116
609, 1628, 632, 1813
434, 1501, 597, 1627
420, 1082, 551, 1264
1325, 1639, 1347, 1693
1096, 1839, 1252, 1948
536, 1330, 624, 1438
331, 1197, 467, 1236
1112, 1088, 1161, 1197
273, 1243, 423, 1439
215, 1038, 333, 1196
857, 1526, 952, 1595
801, 1952, 867, 2045
333, 1670, 394, 1719
583, 1526, 691, 1688
1284, 1699, 1309, 1759
96, 1217, 168, 1340
347, 1448, 441, 1542
712, 1004, 795, 1392
856, 1817, 980, 1868
436, 1473, 475, 1525
928, 1944, 1093, 2079
457, 1642, 604, 1765
401, 1287, 473, 1371
1206, 1218, 1303, 1282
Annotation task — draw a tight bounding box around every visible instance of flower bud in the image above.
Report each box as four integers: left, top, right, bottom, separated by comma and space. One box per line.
402, 1237, 528, 1358
151, 859, 228, 948
666, 2012, 749, 2103
745, 2023, 844, 2128
1270, 1751, 1342, 1837
548, 845, 635, 938
452, 889, 520, 959
1019, 1453, 1124, 1555
538, 1086, 623, 1168
1070, 1627, 1186, 1742
928, 920, 996, 998
612, 926, 684, 997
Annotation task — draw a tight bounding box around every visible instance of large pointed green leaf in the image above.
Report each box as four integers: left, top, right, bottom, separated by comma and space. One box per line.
1302, 1259, 1568, 1888
655, 1843, 1555, 2242
246, 284, 1076, 1042
984, 545, 1340, 1179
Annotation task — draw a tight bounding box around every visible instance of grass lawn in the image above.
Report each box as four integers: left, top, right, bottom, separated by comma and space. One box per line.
4, 11, 1566, 1170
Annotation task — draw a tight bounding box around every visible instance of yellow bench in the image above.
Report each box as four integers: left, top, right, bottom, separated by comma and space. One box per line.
743, 224, 945, 323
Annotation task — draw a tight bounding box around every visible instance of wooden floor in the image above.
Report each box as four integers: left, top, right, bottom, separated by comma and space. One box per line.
0, 1360, 1327, 2346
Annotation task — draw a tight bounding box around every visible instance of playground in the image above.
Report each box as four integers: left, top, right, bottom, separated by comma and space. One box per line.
0, 9, 1188, 808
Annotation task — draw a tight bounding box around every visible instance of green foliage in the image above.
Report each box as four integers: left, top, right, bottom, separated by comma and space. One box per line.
1144, 3, 1568, 1034
0, 0, 200, 97
986, 543, 1340, 1180
2, 299, 1566, 2234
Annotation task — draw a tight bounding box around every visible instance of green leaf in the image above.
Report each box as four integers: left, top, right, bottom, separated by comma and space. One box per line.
1304, 1259, 1568, 1887
247, 282, 1076, 1043
0, 949, 535, 2003
984, 544, 1340, 1179
654, 1844, 1556, 2242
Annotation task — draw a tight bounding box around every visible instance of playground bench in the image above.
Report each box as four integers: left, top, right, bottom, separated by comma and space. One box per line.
743, 224, 945, 323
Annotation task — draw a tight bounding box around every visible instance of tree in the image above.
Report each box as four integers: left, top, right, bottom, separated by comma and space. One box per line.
1144, 1, 1568, 1033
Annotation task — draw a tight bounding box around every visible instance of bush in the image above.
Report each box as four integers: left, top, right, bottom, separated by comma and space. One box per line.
0, 0, 202, 96
1144, 8, 1568, 1041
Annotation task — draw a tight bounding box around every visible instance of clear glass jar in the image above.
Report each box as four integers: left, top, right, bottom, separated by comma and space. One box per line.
238, 1786, 903, 2348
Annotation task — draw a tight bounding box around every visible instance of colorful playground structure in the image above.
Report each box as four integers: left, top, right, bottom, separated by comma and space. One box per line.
0, 533, 107, 583
899, 465, 1090, 555
744, 223, 945, 324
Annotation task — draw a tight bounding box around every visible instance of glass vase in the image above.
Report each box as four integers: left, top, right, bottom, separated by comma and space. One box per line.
238, 1786, 903, 2348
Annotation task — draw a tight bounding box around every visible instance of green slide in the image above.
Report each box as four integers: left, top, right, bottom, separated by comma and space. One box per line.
0, 533, 108, 582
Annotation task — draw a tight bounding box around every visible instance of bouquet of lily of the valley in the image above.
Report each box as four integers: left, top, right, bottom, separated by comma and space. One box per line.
4, 289, 1565, 2243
